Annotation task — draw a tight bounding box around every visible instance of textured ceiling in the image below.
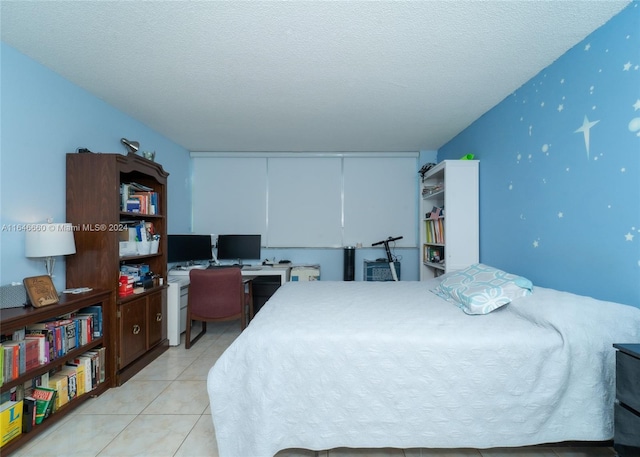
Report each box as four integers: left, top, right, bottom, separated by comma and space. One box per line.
1, 1, 629, 152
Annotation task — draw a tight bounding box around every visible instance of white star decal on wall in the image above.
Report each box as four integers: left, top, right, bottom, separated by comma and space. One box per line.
574, 115, 600, 160
633, 99, 640, 111
625, 232, 634, 241
533, 240, 539, 248
558, 104, 564, 112
558, 212, 563, 218
623, 61, 632, 71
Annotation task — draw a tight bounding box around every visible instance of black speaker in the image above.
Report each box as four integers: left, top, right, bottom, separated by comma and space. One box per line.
343, 246, 355, 281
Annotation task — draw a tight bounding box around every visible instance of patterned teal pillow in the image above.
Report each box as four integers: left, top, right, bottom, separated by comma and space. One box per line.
432, 263, 533, 314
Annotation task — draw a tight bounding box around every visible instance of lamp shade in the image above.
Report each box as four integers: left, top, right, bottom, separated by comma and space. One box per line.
25, 223, 77, 258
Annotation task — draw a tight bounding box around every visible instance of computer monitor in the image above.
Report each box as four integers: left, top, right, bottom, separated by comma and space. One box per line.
216, 234, 261, 265
167, 234, 213, 264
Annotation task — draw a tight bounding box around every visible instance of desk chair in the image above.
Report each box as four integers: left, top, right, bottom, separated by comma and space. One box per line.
186, 268, 248, 349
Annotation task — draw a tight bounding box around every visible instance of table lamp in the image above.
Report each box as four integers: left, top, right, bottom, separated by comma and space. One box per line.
25, 222, 77, 277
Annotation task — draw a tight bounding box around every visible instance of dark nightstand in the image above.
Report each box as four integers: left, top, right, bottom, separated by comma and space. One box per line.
613, 344, 640, 457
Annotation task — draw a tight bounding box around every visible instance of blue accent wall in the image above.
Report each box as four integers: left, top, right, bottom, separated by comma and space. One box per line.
0, 43, 192, 290
438, 3, 640, 307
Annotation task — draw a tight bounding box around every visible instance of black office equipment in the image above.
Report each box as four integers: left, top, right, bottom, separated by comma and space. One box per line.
217, 234, 261, 265
344, 246, 355, 281
167, 234, 213, 264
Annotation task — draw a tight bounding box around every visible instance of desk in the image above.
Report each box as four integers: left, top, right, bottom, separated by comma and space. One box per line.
167, 265, 290, 346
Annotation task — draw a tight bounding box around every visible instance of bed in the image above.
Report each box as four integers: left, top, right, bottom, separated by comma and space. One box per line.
207, 265, 640, 457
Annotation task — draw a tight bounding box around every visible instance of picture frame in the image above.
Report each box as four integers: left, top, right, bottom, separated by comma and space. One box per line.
23, 275, 59, 308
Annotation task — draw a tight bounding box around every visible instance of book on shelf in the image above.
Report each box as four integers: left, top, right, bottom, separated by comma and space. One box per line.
64, 321, 78, 353
121, 182, 158, 214
58, 366, 78, 402
32, 386, 55, 424
33, 372, 50, 389
48, 373, 69, 412
23, 338, 40, 372
66, 361, 85, 396
78, 306, 102, 338
24, 334, 47, 365
26, 319, 70, 359
25, 327, 55, 364
0, 399, 23, 447
126, 198, 141, 213
2, 343, 20, 382
22, 397, 36, 433
424, 219, 445, 245
423, 244, 445, 264
422, 183, 444, 196
74, 315, 93, 345
72, 356, 93, 393
83, 347, 106, 384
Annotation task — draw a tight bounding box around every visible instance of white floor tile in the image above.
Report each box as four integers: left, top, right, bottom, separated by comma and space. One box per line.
131, 354, 198, 381
177, 356, 220, 381
142, 380, 209, 415
75, 380, 171, 415
97, 414, 200, 457
174, 414, 219, 457
13, 414, 136, 457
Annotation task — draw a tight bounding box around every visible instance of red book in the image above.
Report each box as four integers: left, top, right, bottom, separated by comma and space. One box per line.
24, 338, 40, 371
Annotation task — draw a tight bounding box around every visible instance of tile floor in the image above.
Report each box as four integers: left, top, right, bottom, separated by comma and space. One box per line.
12, 322, 617, 457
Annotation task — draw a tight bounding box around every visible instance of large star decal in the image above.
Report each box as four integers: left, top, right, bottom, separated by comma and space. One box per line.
574, 116, 600, 160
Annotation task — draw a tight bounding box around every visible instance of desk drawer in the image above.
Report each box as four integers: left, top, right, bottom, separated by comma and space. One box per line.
617, 351, 640, 413
615, 403, 640, 450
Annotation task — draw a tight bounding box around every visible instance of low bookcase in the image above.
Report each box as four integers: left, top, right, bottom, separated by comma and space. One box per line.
0, 289, 111, 455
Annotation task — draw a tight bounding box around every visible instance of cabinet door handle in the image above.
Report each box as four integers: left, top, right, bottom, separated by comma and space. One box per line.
156, 312, 163, 322
132, 324, 141, 335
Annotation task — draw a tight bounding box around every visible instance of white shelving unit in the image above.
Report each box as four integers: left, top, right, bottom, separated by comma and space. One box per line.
419, 160, 479, 280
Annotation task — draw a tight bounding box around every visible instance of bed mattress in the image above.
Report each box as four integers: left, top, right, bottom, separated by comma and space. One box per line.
207, 280, 640, 457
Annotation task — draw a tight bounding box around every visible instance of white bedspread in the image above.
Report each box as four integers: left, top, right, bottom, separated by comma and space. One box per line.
207, 280, 640, 457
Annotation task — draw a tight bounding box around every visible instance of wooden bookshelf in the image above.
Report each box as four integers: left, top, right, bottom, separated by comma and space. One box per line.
0, 290, 111, 455
66, 152, 169, 386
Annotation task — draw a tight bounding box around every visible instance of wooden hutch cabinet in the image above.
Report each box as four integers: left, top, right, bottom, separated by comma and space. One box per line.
66, 152, 169, 385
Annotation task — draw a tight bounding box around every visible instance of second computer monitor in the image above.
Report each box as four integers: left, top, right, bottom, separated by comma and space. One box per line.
216, 234, 261, 264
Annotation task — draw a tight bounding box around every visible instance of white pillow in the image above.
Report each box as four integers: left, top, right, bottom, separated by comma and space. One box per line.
432, 263, 533, 315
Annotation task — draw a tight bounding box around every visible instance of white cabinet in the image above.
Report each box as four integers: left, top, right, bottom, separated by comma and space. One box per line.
167, 277, 189, 346
420, 160, 479, 280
